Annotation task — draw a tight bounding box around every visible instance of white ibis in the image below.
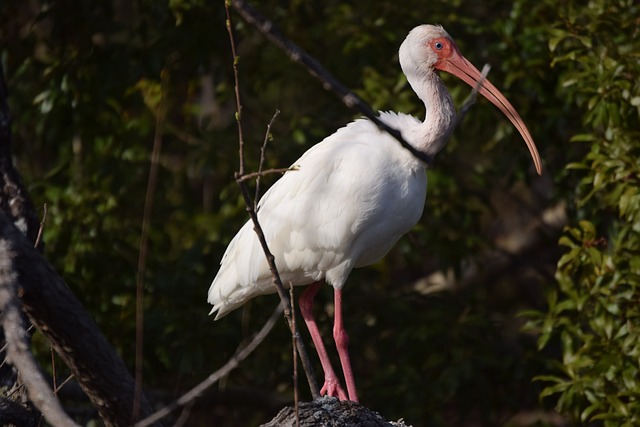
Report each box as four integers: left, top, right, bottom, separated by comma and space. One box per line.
208, 24, 542, 403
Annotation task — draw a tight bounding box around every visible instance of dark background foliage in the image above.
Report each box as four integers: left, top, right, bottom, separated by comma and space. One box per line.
1, 0, 638, 425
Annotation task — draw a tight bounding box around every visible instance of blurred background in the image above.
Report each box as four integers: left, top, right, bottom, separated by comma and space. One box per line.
1, 0, 638, 425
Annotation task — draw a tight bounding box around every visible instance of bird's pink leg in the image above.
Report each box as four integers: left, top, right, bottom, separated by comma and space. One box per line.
333, 288, 359, 402
299, 282, 348, 401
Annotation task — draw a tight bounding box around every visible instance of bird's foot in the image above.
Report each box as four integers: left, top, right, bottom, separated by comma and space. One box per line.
320, 377, 348, 401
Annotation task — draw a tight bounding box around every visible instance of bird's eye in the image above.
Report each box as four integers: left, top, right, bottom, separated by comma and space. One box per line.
435, 42, 443, 50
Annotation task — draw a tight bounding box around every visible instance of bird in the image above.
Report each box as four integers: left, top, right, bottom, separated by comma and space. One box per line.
208, 24, 542, 403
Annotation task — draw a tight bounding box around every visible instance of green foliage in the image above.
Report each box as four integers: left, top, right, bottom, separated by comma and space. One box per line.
525, 0, 640, 424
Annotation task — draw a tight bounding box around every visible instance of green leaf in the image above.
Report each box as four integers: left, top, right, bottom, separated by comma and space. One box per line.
607, 395, 630, 417
582, 402, 603, 422
570, 133, 597, 142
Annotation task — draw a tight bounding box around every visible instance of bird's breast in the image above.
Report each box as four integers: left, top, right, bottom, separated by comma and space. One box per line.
350, 161, 427, 268
281, 117, 429, 281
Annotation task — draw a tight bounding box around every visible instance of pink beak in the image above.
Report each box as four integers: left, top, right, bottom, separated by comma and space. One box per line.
437, 47, 542, 175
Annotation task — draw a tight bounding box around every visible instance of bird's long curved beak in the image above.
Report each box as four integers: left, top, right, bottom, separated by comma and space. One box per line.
437, 48, 542, 175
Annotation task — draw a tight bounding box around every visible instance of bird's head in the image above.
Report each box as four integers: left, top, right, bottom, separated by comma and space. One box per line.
399, 24, 542, 175
399, 25, 454, 74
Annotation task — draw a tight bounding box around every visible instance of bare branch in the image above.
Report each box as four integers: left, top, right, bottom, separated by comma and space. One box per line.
0, 238, 79, 427
254, 109, 280, 210
230, 0, 434, 167
54, 375, 75, 394
172, 402, 193, 427
0, 214, 160, 427
290, 287, 299, 427
134, 61, 171, 421
51, 346, 57, 394
455, 63, 491, 127
225, 2, 320, 399
134, 304, 283, 427
34, 203, 47, 249
226, 5, 246, 176
237, 167, 297, 183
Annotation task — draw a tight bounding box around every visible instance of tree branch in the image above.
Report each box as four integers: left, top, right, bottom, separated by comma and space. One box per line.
0, 215, 162, 426
230, 0, 434, 167
0, 237, 79, 427
237, 167, 295, 184
455, 64, 491, 127
225, 2, 320, 400
254, 110, 280, 209
134, 58, 172, 422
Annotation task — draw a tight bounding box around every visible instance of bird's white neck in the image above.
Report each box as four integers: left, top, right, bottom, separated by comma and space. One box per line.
407, 71, 457, 157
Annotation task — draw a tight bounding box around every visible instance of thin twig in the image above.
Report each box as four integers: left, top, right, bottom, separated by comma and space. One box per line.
254, 109, 280, 210
51, 346, 57, 394
133, 61, 171, 422
34, 203, 47, 249
290, 286, 299, 427
134, 305, 283, 427
54, 375, 75, 394
172, 402, 193, 427
225, 2, 320, 399
226, 6, 245, 176
230, 0, 434, 167
455, 63, 491, 127
237, 167, 297, 183
234, 183, 320, 398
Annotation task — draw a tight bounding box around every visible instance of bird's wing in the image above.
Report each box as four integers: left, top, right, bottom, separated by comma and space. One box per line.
209, 116, 426, 317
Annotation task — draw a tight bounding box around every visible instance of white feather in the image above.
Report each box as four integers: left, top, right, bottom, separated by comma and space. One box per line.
208, 113, 428, 319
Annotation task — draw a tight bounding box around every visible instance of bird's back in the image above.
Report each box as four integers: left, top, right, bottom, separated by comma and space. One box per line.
209, 114, 427, 319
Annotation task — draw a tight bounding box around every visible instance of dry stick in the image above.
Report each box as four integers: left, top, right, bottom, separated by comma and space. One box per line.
230, 0, 434, 167
0, 240, 79, 427
254, 109, 280, 210
34, 203, 47, 250
290, 287, 299, 427
54, 375, 75, 394
133, 305, 283, 427
51, 346, 57, 393
172, 402, 193, 427
133, 65, 171, 421
225, 2, 320, 399
227, 9, 246, 177
235, 168, 322, 399
237, 167, 296, 184
456, 64, 491, 127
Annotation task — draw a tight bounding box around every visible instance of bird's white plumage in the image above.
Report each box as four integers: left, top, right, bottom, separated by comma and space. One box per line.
209, 113, 428, 319
208, 25, 461, 319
